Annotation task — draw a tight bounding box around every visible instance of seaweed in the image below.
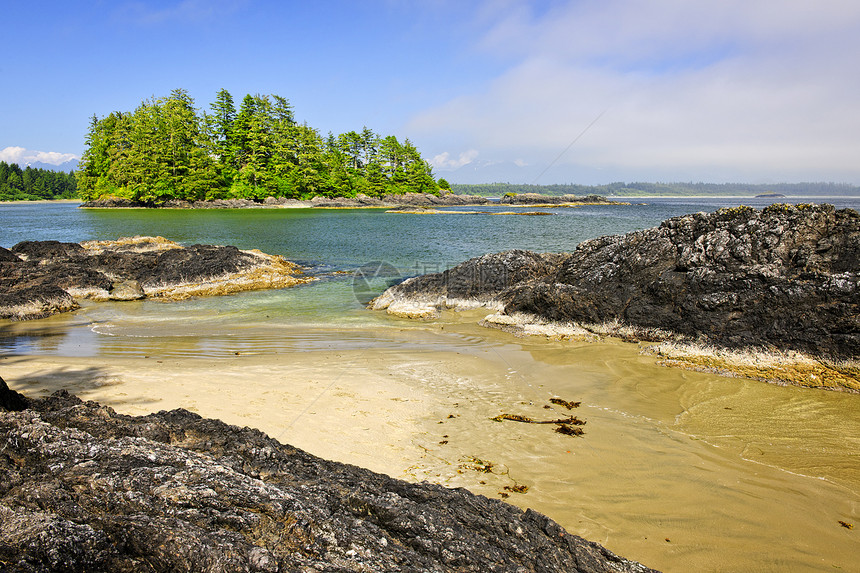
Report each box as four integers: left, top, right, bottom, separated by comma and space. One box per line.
554, 424, 584, 436
491, 413, 534, 423
503, 484, 529, 494
459, 456, 495, 473
549, 398, 581, 409
491, 413, 585, 425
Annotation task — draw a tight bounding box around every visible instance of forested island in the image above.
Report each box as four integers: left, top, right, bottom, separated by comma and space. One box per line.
0, 162, 77, 201
452, 181, 860, 198
76, 89, 444, 205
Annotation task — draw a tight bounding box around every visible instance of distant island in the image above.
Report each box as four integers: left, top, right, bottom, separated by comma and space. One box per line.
75, 89, 445, 206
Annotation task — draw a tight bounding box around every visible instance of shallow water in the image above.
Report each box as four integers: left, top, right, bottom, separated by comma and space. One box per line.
2, 199, 860, 571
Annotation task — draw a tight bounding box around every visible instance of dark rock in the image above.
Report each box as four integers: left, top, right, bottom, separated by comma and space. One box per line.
499, 193, 611, 205
189, 198, 270, 209
0, 376, 28, 411
0, 238, 307, 320
161, 199, 195, 208
0, 242, 118, 317
11, 240, 85, 260
133, 244, 255, 287
0, 283, 79, 320
33, 262, 115, 293
81, 193, 491, 209
375, 204, 860, 360
0, 247, 20, 262
0, 390, 657, 572
89, 249, 158, 281
78, 197, 149, 208
388, 250, 567, 301
383, 192, 491, 206
309, 194, 387, 208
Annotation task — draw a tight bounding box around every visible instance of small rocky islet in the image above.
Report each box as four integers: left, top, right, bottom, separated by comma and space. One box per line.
77, 191, 623, 209
0, 235, 311, 320
77, 191, 494, 209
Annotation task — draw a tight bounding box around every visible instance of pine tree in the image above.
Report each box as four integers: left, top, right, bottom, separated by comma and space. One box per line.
209, 88, 237, 179
76, 88, 439, 203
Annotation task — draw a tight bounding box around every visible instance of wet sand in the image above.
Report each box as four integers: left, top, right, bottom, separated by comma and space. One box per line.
2, 310, 859, 571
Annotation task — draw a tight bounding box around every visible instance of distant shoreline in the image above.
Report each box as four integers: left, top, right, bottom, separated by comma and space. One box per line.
0, 199, 81, 205
5, 195, 860, 207
606, 195, 860, 201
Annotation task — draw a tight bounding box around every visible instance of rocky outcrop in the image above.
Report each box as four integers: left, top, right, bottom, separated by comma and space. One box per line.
373, 204, 860, 360
80, 193, 491, 209
499, 193, 617, 206
0, 236, 310, 320
382, 192, 491, 206
0, 381, 656, 573
371, 250, 568, 319
0, 246, 21, 263
0, 376, 28, 411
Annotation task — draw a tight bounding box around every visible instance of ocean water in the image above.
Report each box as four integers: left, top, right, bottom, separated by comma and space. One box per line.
4, 196, 859, 330
2, 197, 859, 572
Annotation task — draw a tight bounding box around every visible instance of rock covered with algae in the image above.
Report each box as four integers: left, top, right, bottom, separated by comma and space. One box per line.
373, 204, 859, 362
0, 378, 657, 573
0, 236, 311, 320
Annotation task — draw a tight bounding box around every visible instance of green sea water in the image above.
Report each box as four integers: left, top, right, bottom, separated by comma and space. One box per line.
2, 200, 698, 351
4, 197, 859, 354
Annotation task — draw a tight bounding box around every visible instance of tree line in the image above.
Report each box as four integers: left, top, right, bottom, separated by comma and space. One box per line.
76, 89, 442, 204
0, 161, 77, 201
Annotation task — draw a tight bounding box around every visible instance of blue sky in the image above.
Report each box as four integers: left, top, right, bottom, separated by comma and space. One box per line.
2, 0, 860, 184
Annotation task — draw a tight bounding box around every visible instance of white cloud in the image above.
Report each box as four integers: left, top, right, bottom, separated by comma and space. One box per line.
431, 149, 480, 170
409, 0, 860, 182
0, 146, 78, 166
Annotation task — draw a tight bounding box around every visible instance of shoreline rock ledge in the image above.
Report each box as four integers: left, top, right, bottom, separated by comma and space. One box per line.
372, 204, 859, 377
78, 192, 492, 209
0, 236, 311, 320
0, 378, 657, 572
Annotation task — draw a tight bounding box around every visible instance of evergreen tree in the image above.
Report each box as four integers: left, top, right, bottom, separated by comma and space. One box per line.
209, 88, 237, 179
127, 100, 164, 201
76, 88, 439, 203
0, 161, 77, 201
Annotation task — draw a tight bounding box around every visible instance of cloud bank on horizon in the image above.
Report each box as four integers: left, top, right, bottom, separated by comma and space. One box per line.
416, 0, 860, 183
2, 0, 859, 185
0, 147, 78, 168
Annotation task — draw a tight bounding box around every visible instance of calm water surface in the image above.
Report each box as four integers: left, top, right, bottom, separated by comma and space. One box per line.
2, 198, 859, 572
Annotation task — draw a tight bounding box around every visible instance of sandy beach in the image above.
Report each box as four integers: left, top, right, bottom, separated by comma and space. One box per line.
3, 309, 858, 572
